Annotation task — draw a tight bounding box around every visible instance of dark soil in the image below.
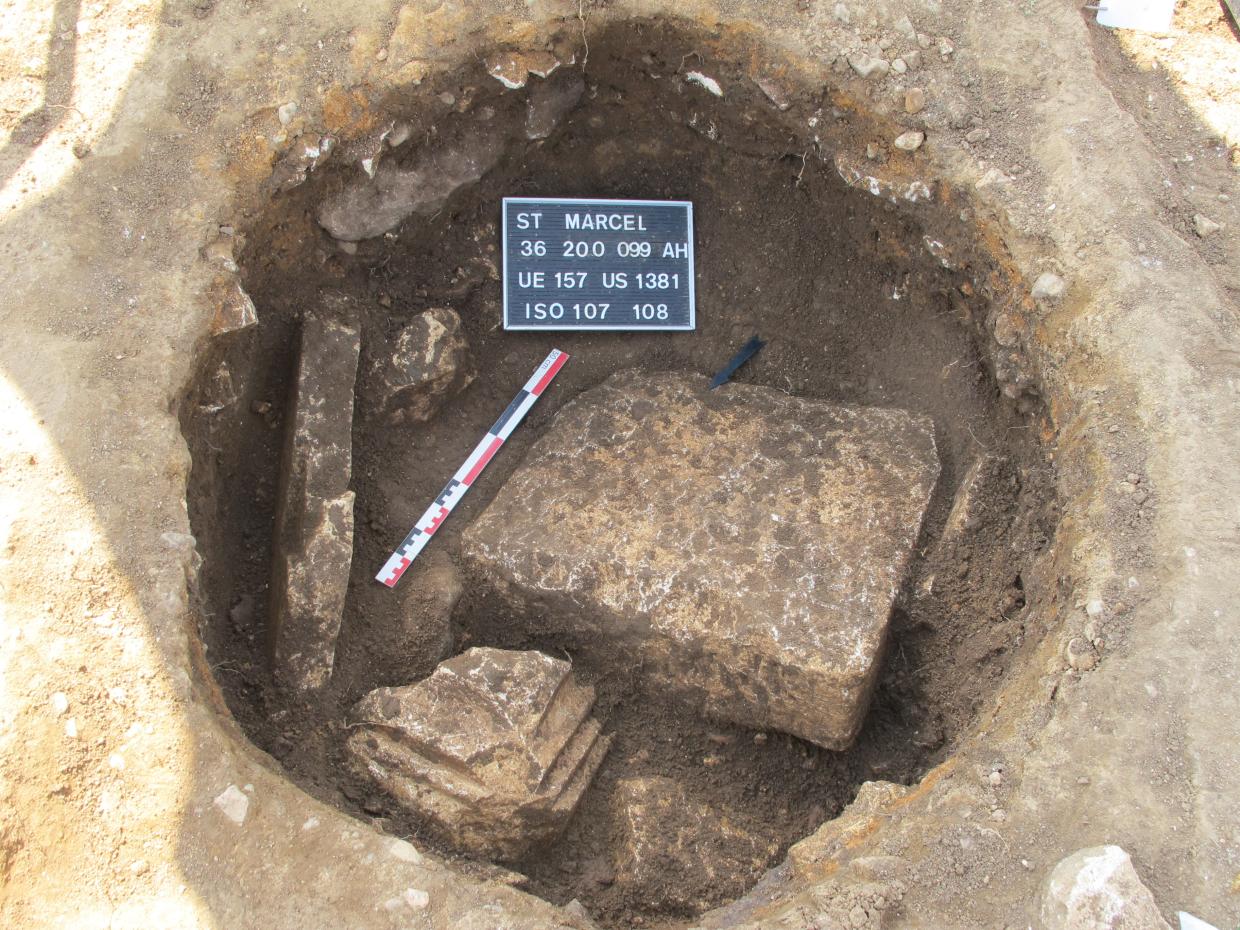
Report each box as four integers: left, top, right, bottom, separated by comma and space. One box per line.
181, 20, 1058, 929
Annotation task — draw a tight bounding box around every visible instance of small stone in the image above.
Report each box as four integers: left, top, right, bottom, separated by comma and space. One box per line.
485, 49, 560, 90
988, 770, 1004, 787
991, 809, 1007, 822
894, 14, 917, 40
402, 888, 429, 909
526, 70, 586, 140
904, 49, 923, 70
1193, 214, 1221, 237
213, 785, 250, 825
375, 47, 388, 61
966, 128, 990, 143
938, 37, 955, 57
834, 2, 851, 24
387, 837, 422, 863
685, 71, 724, 97
866, 142, 883, 160
1031, 272, 1066, 302
1086, 599, 1105, 619
753, 732, 769, 745
387, 121, 413, 148
1042, 846, 1172, 930
277, 101, 298, 125
877, 36, 894, 51
755, 76, 792, 111
50, 692, 69, 716
917, 32, 933, 49
1066, 637, 1098, 672
372, 307, 474, 423
891, 58, 907, 74
1078, 776, 1091, 786
905, 87, 926, 114
893, 130, 925, 152
64, 718, 78, 738
208, 276, 259, 336
848, 54, 891, 79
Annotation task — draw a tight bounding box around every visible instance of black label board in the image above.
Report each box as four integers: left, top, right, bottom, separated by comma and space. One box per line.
502, 197, 695, 331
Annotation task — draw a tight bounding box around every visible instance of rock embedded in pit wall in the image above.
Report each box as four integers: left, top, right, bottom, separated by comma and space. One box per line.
1041, 846, 1172, 930
611, 776, 778, 913
317, 121, 506, 241
463, 371, 939, 750
269, 304, 360, 694
525, 70, 586, 140
346, 647, 611, 861
373, 307, 475, 423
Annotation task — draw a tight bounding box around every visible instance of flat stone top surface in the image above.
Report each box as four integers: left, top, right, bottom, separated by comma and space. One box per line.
465, 371, 939, 733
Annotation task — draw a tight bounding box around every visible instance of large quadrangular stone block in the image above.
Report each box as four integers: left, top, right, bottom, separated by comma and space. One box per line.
346, 648, 610, 861
463, 371, 939, 750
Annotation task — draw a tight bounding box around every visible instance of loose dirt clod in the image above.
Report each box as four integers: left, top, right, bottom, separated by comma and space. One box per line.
347, 647, 610, 860
464, 370, 940, 750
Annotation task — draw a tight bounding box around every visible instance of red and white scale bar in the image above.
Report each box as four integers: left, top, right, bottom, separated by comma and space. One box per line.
375, 349, 569, 588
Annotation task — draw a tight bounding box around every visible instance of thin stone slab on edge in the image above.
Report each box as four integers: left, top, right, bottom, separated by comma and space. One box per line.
269, 305, 360, 693
463, 370, 939, 750
346, 647, 611, 861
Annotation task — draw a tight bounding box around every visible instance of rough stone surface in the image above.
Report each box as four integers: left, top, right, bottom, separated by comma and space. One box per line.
318, 121, 506, 241
526, 70, 586, 140
788, 780, 910, 879
611, 776, 778, 913
1032, 271, 1067, 301
208, 275, 258, 336
1192, 213, 1221, 238
346, 648, 611, 861
464, 371, 939, 749
893, 130, 925, 152
373, 307, 474, 423
269, 306, 360, 693
1041, 846, 1172, 930
848, 53, 890, 78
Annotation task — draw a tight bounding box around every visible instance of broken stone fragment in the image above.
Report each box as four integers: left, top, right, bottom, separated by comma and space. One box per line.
525, 70, 585, 140
346, 647, 611, 860
485, 49, 561, 89
893, 130, 925, 152
611, 776, 778, 913
464, 371, 939, 750
374, 307, 474, 423
317, 121, 506, 241
1041, 846, 1172, 930
269, 303, 360, 693
208, 275, 258, 336
755, 75, 793, 111
848, 53, 890, 79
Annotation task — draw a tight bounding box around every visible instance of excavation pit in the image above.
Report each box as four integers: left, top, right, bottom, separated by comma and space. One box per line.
182, 20, 1060, 929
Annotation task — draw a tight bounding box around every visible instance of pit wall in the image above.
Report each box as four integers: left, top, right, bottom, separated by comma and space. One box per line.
0, 1, 1236, 929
